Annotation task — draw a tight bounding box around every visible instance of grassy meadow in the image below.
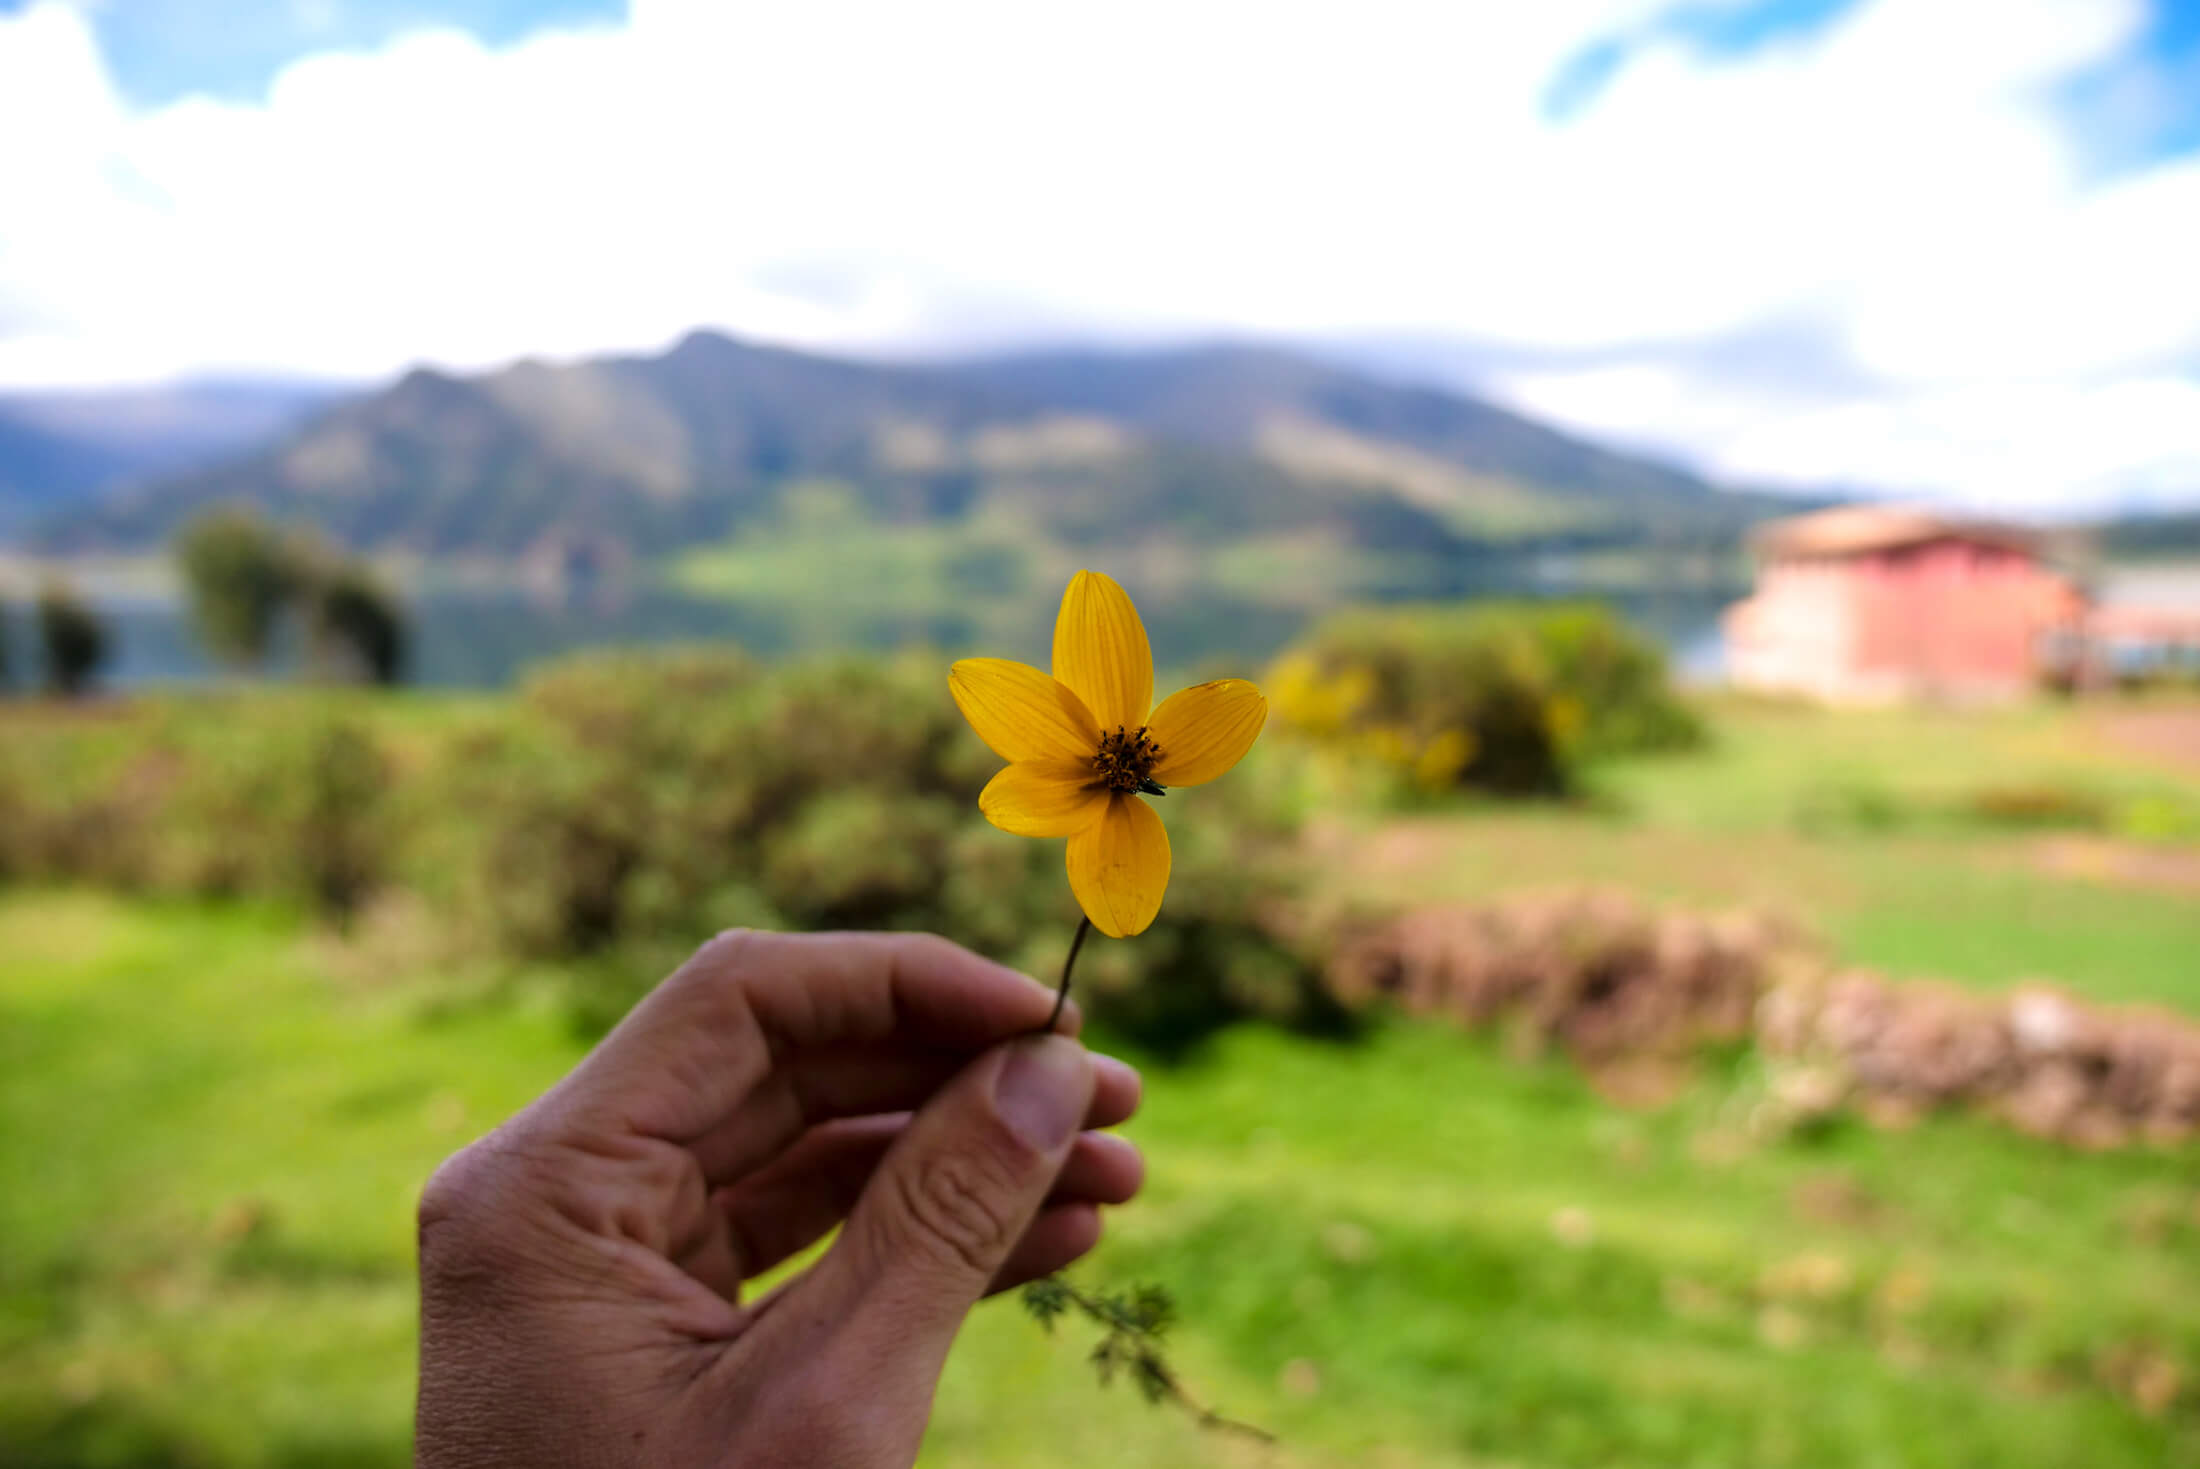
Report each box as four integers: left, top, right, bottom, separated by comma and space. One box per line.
5, 690, 2200, 1466
1320, 695, 2200, 1006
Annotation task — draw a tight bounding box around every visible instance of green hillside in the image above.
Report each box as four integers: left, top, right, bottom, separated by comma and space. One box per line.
0, 381, 343, 533
44, 335, 1785, 561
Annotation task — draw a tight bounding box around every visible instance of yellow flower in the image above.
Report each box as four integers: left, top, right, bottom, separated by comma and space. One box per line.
1412, 726, 1477, 791
949, 570, 1268, 938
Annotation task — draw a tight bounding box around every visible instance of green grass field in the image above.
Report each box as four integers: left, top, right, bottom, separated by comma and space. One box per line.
1314, 696, 2200, 1007
6, 895, 2200, 1467
6, 696, 2200, 1466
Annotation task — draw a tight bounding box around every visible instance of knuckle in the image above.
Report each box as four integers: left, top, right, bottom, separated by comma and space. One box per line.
882, 930, 984, 983
416, 1139, 506, 1265
692, 926, 765, 976
894, 930, 961, 964
418, 1142, 488, 1232
893, 1150, 1024, 1277
415, 1126, 549, 1258
658, 928, 773, 1034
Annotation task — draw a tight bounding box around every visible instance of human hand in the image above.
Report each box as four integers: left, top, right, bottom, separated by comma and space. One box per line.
414, 929, 1143, 1468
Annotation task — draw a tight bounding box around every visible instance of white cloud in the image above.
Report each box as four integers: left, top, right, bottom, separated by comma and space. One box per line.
1, 0, 2198, 511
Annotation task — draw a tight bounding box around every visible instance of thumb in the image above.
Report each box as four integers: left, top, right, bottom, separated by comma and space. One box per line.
800, 1034, 1093, 1376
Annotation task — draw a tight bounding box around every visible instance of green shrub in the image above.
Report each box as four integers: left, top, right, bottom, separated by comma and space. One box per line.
176, 505, 301, 669
428, 648, 1324, 1051
1268, 602, 1700, 798
2114, 794, 2200, 844
286, 720, 389, 922
307, 566, 408, 685
0, 701, 392, 921
1963, 783, 2110, 832
762, 790, 964, 928
0, 707, 176, 888
0, 647, 1320, 1052
35, 581, 108, 697
1794, 779, 1914, 835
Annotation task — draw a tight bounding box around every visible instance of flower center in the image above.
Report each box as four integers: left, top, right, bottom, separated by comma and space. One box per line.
1093, 725, 1165, 795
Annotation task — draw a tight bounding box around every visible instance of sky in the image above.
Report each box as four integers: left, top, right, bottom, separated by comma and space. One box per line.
2, 0, 2199, 514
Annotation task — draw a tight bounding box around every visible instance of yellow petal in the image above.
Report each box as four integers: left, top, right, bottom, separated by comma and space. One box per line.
979, 760, 1109, 837
1051, 570, 1153, 733
1147, 679, 1268, 787
1065, 793, 1170, 938
949, 658, 1100, 763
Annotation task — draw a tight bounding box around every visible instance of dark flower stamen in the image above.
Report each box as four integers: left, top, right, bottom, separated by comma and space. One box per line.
1094, 725, 1166, 795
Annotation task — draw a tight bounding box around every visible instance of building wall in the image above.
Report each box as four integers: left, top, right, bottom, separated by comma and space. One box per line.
1724, 557, 1856, 701
1726, 537, 2079, 704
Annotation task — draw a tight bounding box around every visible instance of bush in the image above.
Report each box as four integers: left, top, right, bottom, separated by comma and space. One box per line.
177, 506, 301, 668
1964, 783, 2109, 832
0, 700, 392, 921
424, 648, 1325, 1052
1268, 602, 1700, 798
36, 581, 108, 697
175, 504, 413, 685
308, 567, 408, 685
0, 647, 1323, 1052
2114, 794, 2200, 844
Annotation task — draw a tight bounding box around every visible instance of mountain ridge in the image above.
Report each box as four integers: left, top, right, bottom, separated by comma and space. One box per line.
0, 378, 349, 534
37, 332, 1791, 558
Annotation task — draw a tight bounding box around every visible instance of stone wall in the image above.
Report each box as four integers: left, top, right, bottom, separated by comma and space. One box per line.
1329, 890, 2200, 1148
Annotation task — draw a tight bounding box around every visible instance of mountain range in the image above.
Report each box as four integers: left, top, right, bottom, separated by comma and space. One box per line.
2097, 510, 2200, 561
0, 379, 346, 536
31, 334, 1795, 560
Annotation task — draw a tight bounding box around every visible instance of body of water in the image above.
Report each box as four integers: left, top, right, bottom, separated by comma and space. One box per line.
21, 572, 1736, 690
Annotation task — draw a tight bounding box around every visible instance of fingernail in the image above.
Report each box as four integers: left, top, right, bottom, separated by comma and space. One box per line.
994, 1036, 1090, 1150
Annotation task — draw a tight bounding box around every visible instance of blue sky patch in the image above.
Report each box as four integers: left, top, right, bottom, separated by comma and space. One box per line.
1542, 0, 1861, 121
2056, 0, 2200, 178
0, 0, 626, 107
1545, 0, 2200, 175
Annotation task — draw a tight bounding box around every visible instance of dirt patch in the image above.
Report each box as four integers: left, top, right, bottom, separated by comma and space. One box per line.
2032, 835, 2200, 897
1331, 819, 1461, 881
2096, 707, 2200, 774
1309, 812, 1859, 921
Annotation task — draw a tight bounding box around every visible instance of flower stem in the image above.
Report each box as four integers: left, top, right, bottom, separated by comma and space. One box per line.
1043, 916, 1092, 1033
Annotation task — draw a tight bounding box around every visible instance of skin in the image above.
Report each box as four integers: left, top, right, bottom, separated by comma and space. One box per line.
415, 929, 1144, 1468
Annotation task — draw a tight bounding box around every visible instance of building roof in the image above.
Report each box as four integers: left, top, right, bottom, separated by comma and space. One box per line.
1750, 504, 2046, 561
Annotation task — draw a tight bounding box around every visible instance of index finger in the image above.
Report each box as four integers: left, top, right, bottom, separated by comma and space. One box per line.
548, 929, 1078, 1148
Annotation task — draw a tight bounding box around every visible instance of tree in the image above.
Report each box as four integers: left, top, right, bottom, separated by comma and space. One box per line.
308, 566, 408, 686
177, 506, 299, 669
0, 601, 13, 693
36, 581, 108, 697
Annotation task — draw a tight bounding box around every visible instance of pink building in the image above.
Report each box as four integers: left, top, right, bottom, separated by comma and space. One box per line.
1723, 506, 2086, 704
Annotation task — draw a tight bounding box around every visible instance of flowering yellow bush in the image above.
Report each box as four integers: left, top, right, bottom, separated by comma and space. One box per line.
1267, 602, 1700, 797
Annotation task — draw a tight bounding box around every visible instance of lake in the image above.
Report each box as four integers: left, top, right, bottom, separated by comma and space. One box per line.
14, 565, 1736, 690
